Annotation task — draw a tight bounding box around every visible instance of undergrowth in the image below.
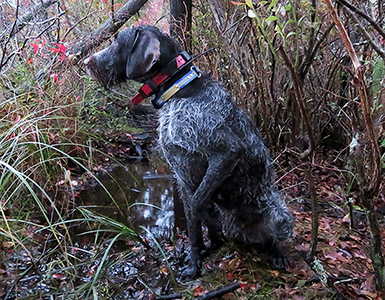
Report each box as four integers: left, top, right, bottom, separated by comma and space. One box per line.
1, 0, 384, 298
0, 23, 144, 298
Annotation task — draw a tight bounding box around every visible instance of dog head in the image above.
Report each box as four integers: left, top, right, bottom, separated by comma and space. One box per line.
84, 26, 181, 89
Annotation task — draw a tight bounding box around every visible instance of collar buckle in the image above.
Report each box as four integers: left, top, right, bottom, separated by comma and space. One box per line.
152, 66, 201, 109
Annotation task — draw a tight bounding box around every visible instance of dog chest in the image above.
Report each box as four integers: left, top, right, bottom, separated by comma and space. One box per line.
157, 97, 224, 153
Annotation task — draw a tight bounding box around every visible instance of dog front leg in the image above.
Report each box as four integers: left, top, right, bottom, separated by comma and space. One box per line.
175, 181, 206, 281
181, 144, 244, 281
180, 206, 203, 280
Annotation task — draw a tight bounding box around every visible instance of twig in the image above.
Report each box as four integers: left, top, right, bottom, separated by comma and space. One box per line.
0, 13, 62, 72
337, 0, 385, 43
66, 0, 149, 63
155, 282, 241, 300
301, 252, 349, 300
0, 0, 58, 43
323, 0, 385, 296
278, 46, 316, 159
62, 11, 96, 41
345, 8, 385, 62
0, 0, 20, 71
195, 282, 241, 300
323, 0, 381, 202
155, 293, 185, 300
299, 0, 317, 78
299, 23, 334, 79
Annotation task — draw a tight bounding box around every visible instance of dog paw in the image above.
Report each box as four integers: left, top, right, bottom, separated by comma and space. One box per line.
272, 255, 292, 269
270, 244, 292, 269
179, 264, 201, 282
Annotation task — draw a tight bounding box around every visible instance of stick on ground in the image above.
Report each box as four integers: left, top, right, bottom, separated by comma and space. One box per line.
154, 282, 241, 300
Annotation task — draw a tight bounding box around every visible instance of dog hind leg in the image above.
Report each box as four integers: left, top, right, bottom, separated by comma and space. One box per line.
205, 200, 223, 253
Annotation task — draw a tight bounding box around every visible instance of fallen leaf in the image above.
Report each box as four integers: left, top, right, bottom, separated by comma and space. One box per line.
269, 270, 280, 277
159, 266, 169, 275
193, 285, 208, 297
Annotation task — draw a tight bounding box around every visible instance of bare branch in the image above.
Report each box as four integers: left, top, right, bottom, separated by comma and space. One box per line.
66, 0, 149, 63
195, 282, 241, 300
278, 46, 316, 159
0, 0, 58, 43
324, 1, 361, 69
299, 23, 334, 79
154, 282, 241, 300
324, 0, 385, 296
337, 0, 385, 43
345, 8, 385, 62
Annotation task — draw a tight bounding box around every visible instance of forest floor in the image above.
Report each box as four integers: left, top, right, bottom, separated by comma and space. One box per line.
1, 102, 384, 300
75, 102, 385, 300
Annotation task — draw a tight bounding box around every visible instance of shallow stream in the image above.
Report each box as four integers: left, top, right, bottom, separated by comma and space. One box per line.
77, 156, 186, 240
2, 155, 187, 300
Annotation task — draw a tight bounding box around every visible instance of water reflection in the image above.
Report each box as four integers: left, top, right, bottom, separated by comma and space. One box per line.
78, 158, 177, 240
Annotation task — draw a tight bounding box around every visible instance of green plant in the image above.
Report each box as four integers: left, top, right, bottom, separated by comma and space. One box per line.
0, 53, 142, 298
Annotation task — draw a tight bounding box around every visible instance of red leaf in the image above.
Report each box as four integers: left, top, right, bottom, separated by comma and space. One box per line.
55, 43, 66, 53
50, 73, 59, 82
30, 43, 38, 54
52, 274, 66, 280
50, 43, 66, 61
193, 285, 208, 297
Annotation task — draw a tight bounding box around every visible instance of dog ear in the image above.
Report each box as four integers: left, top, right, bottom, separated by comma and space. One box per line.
126, 29, 161, 80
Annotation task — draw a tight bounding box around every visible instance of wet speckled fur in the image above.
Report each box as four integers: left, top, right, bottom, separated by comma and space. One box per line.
85, 26, 294, 281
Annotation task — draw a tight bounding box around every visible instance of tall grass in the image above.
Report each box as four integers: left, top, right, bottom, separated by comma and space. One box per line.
0, 0, 173, 297
0, 48, 146, 298
0, 99, 149, 298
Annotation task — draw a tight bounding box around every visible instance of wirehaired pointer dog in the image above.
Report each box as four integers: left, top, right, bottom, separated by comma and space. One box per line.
85, 26, 293, 281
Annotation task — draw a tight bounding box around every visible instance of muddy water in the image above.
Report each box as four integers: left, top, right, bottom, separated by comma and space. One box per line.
78, 156, 186, 240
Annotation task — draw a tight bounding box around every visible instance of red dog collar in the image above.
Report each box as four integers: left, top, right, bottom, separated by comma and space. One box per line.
131, 52, 191, 105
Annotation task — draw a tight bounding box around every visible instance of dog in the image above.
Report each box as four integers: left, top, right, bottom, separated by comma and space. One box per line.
84, 25, 294, 281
